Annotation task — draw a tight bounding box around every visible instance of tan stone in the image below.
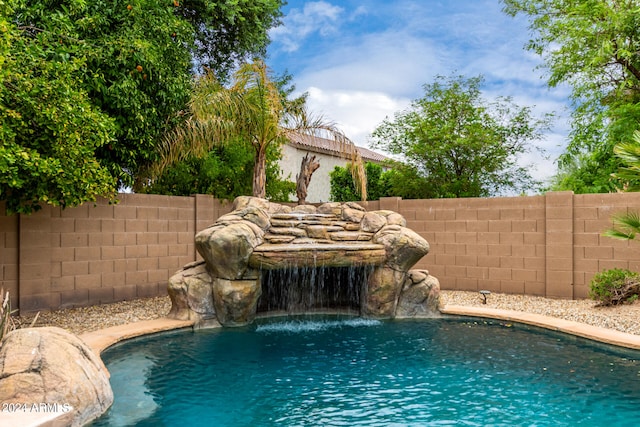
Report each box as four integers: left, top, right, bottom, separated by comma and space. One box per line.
196, 221, 264, 280
363, 266, 406, 317
330, 231, 374, 241
212, 278, 261, 326
237, 206, 271, 230
292, 204, 318, 214
360, 212, 387, 233
270, 219, 301, 227
0, 327, 113, 427
406, 269, 429, 284
264, 234, 297, 244
317, 202, 342, 215
233, 195, 271, 212
374, 225, 430, 271
386, 212, 407, 227
171, 196, 436, 326
215, 213, 244, 224
167, 261, 215, 325
343, 222, 361, 231
268, 201, 292, 215
217, 205, 270, 230
268, 226, 308, 237
345, 201, 366, 211
396, 269, 441, 317
342, 207, 365, 223
305, 225, 344, 239
250, 244, 386, 269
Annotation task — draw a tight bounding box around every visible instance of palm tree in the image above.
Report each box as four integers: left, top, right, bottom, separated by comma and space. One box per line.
148, 60, 366, 201
604, 211, 640, 240
605, 130, 640, 241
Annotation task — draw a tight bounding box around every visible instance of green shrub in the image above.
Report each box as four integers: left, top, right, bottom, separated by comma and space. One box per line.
589, 268, 640, 306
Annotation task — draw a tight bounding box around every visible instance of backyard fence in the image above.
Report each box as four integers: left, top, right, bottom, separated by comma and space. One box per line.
1, 191, 638, 313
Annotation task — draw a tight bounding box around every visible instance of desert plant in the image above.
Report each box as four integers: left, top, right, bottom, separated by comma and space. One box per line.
605, 131, 640, 241
589, 268, 640, 306
0, 289, 39, 346
605, 211, 640, 241
0, 289, 16, 342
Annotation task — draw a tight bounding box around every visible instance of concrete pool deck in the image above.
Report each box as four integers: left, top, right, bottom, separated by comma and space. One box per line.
6, 305, 640, 427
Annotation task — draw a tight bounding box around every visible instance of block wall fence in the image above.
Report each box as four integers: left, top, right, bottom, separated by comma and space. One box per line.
1, 191, 639, 313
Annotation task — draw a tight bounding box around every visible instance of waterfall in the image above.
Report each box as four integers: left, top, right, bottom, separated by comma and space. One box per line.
257, 263, 374, 315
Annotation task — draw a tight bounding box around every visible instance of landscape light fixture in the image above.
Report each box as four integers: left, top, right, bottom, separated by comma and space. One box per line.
479, 290, 491, 304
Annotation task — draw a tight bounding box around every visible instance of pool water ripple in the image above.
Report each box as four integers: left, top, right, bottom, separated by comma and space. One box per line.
92, 317, 640, 426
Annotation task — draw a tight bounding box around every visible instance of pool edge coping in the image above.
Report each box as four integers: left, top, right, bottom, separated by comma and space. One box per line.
77, 307, 640, 356
440, 305, 640, 350
79, 318, 199, 355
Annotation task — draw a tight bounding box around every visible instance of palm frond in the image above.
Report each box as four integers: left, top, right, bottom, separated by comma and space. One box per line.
146, 59, 361, 200
604, 211, 640, 240
612, 130, 640, 191
614, 130, 640, 167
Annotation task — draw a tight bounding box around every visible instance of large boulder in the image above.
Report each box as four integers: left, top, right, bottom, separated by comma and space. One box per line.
212, 278, 262, 326
168, 260, 216, 326
396, 269, 441, 317
196, 221, 264, 280
0, 327, 113, 426
373, 225, 430, 271
363, 266, 407, 317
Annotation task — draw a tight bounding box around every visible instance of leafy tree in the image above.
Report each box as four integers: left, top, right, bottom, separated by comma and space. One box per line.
370, 74, 552, 198
376, 166, 432, 200
503, 0, 640, 193
177, 0, 285, 79
1, 0, 284, 213
151, 60, 366, 200
1, 0, 117, 214
549, 150, 622, 194
330, 162, 390, 202
142, 138, 295, 202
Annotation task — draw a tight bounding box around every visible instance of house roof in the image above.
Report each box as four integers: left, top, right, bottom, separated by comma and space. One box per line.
287, 133, 388, 163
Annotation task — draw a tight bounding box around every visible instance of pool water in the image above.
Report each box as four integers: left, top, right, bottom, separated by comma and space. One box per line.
92, 316, 640, 426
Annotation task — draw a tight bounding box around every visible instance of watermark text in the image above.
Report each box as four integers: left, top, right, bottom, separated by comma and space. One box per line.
2, 402, 72, 413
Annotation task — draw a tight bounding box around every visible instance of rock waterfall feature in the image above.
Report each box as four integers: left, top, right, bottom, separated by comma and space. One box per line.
168, 196, 440, 327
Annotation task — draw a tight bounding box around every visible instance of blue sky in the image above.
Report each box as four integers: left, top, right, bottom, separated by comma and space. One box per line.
266, 0, 571, 186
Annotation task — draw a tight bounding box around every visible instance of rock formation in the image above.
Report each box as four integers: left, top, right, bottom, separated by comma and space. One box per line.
168, 196, 440, 326
0, 327, 113, 426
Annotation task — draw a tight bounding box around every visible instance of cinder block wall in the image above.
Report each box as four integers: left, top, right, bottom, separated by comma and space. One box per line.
573, 193, 640, 296
381, 191, 640, 299
4, 194, 233, 313
1, 191, 639, 313
0, 203, 19, 309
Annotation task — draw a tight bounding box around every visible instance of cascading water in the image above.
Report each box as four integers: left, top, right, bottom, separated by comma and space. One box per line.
257, 264, 374, 314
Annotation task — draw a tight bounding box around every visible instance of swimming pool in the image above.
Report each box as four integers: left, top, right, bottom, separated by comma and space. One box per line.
91, 316, 640, 426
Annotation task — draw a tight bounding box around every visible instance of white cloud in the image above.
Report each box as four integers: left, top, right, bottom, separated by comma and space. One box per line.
295, 30, 447, 96
269, 1, 344, 52
517, 131, 566, 188
303, 87, 411, 146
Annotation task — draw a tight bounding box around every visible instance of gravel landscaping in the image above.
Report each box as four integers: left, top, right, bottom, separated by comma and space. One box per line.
13, 290, 640, 336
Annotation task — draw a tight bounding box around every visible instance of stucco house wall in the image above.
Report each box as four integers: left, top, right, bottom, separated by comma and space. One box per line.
280, 134, 387, 203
